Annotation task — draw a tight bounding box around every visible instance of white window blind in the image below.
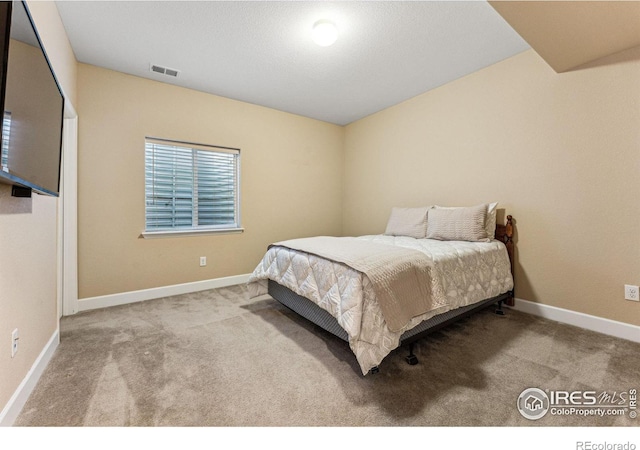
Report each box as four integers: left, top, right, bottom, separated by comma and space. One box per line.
145, 137, 240, 232
1, 112, 11, 172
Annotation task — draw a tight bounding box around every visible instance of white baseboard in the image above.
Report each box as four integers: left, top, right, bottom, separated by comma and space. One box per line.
0, 329, 59, 427
77, 273, 252, 313
511, 298, 640, 344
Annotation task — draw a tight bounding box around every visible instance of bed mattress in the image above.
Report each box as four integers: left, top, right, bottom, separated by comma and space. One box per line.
248, 235, 514, 374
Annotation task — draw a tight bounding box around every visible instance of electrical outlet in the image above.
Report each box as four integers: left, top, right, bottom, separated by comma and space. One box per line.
625, 285, 639, 302
11, 328, 18, 358
200, 256, 207, 267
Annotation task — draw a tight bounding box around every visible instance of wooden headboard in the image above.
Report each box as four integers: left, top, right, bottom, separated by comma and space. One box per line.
495, 215, 515, 306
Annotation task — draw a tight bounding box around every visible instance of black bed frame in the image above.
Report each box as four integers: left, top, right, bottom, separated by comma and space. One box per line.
268, 215, 515, 374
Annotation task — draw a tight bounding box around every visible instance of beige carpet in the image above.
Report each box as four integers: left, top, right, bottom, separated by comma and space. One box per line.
14, 284, 640, 427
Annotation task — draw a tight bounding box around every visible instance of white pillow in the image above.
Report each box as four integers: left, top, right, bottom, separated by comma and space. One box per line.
434, 202, 498, 240
426, 204, 488, 242
485, 202, 498, 240
384, 206, 430, 239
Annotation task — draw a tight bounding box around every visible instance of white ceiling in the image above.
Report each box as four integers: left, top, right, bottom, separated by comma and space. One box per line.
55, 1, 530, 125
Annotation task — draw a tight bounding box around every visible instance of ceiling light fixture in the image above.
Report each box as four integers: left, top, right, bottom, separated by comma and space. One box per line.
312, 19, 338, 47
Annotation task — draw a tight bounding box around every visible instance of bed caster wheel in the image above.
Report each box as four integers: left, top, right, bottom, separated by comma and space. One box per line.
369, 366, 380, 375
405, 354, 419, 365
494, 308, 505, 316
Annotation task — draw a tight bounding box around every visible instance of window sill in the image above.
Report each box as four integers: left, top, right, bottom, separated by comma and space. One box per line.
141, 227, 244, 239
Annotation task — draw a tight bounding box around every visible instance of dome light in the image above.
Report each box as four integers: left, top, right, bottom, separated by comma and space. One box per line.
312, 20, 338, 47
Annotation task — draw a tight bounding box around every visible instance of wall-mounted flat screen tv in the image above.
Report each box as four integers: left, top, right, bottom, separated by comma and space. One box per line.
0, 1, 65, 197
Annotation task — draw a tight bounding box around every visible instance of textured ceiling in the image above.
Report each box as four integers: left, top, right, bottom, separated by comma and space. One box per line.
55, 1, 530, 125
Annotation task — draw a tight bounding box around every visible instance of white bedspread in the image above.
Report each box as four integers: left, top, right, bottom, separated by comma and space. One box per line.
247, 235, 514, 375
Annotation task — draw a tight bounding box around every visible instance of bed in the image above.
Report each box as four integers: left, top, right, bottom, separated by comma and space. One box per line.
247, 203, 515, 375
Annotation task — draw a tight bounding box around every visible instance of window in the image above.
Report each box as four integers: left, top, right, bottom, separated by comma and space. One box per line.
144, 137, 241, 237
1, 112, 11, 172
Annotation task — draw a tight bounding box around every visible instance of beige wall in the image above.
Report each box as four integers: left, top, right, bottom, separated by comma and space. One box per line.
77, 64, 344, 298
0, 188, 58, 412
25, 1, 77, 108
0, 1, 77, 416
343, 47, 640, 327
79, 45, 640, 326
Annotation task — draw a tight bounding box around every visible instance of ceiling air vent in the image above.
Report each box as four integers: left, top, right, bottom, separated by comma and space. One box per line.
150, 64, 179, 78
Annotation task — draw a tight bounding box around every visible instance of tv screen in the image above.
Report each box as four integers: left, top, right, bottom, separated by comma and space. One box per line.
0, 1, 64, 197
